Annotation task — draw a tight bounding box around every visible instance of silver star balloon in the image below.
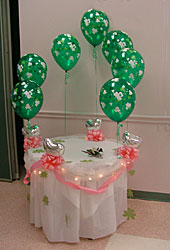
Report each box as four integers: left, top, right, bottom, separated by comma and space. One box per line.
85, 118, 102, 130
43, 138, 65, 156
122, 131, 142, 148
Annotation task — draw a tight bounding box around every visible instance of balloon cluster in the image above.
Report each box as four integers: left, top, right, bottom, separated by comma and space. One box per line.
80, 9, 145, 125
10, 9, 145, 141
11, 53, 47, 121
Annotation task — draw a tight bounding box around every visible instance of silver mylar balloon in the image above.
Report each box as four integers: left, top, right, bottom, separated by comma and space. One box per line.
43, 138, 65, 156
122, 131, 142, 148
22, 125, 40, 137
22, 127, 29, 137
30, 125, 41, 137
85, 118, 102, 130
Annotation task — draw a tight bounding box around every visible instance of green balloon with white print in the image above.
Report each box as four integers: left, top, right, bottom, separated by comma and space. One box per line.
17, 53, 47, 87
10, 81, 43, 120
111, 48, 145, 88
80, 9, 109, 47
99, 78, 136, 123
51, 34, 81, 72
102, 30, 133, 64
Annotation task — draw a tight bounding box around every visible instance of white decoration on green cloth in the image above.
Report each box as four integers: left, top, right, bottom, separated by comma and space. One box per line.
24, 91, 32, 99
115, 107, 120, 113
92, 28, 97, 34
26, 72, 32, 78
35, 100, 40, 107
25, 104, 31, 110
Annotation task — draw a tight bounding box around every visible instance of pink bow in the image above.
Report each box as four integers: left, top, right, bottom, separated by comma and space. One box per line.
116, 146, 139, 172
41, 153, 65, 170
24, 136, 42, 152
87, 129, 105, 141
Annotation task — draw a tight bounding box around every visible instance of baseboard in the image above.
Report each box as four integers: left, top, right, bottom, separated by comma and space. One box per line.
131, 190, 170, 202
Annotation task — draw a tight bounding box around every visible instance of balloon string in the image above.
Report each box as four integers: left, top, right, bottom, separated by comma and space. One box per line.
116, 123, 123, 145
126, 120, 129, 131
93, 46, 98, 117
64, 81, 67, 136
64, 71, 69, 136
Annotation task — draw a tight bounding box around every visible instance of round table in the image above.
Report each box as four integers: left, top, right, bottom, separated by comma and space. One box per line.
24, 135, 127, 243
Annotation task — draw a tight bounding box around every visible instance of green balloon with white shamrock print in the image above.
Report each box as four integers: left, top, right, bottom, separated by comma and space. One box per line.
51, 34, 81, 71
17, 53, 47, 87
102, 30, 133, 64
10, 81, 43, 120
81, 9, 109, 47
111, 48, 145, 88
99, 78, 136, 123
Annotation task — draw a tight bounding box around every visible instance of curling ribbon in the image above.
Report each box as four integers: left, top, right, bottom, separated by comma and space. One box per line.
64, 71, 70, 85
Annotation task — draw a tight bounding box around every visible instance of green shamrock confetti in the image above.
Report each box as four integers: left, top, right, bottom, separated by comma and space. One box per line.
112, 148, 117, 151
53, 139, 65, 143
65, 161, 72, 164
129, 169, 135, 176
33, 149, 44, 153
43, 195, 49, 206
40, 171, 48, 178
27, 193, 30, 202
80, 160, 93, 163
123, 208, 136, 220
127, 189, 134, 199
65, 215, 69, 227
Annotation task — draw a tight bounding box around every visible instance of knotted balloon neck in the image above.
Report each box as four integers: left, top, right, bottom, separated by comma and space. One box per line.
27, 120, 31, 133
65, 71, 70, 85
116, 123, 123, 145
93, 46, 97, 60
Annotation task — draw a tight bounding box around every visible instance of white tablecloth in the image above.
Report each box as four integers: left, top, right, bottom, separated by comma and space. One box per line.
25, 136, 127, 243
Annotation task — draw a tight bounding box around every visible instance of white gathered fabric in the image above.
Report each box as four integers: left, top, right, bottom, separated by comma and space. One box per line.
25, 135, 127, 242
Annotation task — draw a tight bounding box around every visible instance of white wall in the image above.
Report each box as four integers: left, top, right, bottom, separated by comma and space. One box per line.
19, 0, 170, 194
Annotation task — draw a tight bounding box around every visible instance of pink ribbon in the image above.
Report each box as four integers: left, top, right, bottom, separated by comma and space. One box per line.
116, 146, 139, 172
53, 164, 126, 194
25, 147, 139, 194
24, 153, 129, 194
87, 129, 105, 141
24, 136, 42, 152
24, 170, 31, 184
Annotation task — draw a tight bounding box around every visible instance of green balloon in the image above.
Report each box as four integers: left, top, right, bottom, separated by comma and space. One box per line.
102, 30, 133, 64
111, 48, 145, 88
51, 34, 81, 71
10, 81, 43, 120
17, 53, 47, 87
81, 9, 109, 47
99, 78, 136, 122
